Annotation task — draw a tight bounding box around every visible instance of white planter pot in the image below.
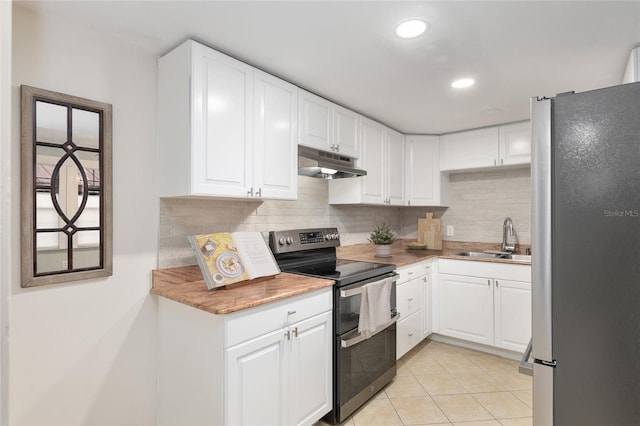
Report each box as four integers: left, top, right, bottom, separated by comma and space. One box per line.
374, 244, 392, 258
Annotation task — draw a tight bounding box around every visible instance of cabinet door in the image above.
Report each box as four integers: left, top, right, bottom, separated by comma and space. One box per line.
422, 264, 433, 338
499, 122, 531, 166
299, 89, 332, 151
253, 70, 298, 200
288, 311, 332, 426
440, 127, 499, 171
333, 104, 359, 158
494, 279, 531, 352
385, 129, 405, 206
191, 43, 254, 196
405, 135, 442, 206
226, 328, 286, 426
360, 118, 386, 204
439, 273, 494, 345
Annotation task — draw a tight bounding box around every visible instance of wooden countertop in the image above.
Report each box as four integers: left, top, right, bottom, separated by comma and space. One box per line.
152, 240, 530, 315
337, 240, 532, 267
151, 265, 334, 315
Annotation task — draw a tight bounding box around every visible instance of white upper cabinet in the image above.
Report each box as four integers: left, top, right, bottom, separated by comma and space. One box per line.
499, 121, 531, 166
298, 89, 359, 158
298, 90, 332, 151
253, 70, 299, 200
385, 128, 405, 205
328, 118, 404, 205
440, 121, 531, 172
405, 135, 448, 206
158, 40, 297, 199
359, 118, 386, 203
332, 104, 359, 157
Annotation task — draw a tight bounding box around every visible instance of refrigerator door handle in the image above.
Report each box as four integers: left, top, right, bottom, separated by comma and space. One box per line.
531, 96, 554, 362
518, 338, 533, 376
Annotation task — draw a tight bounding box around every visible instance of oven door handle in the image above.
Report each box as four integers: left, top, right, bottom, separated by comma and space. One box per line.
340, 312, 400, 348
339, 272, 399, 298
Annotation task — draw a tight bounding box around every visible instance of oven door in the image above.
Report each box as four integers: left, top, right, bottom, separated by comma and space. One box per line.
335, 318, 398, 422
333, 273, 399, 423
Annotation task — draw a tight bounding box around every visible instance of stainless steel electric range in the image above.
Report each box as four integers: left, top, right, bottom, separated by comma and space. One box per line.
269, 227, 399, 424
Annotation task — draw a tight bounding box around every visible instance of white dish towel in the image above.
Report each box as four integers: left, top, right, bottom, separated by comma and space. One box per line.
358, 277, 392, 336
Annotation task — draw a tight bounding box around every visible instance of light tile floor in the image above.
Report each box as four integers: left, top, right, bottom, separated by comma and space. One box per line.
318, 339, 532, 426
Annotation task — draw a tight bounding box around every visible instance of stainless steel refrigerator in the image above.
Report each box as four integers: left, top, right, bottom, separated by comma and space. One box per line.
523, 83, 640, 425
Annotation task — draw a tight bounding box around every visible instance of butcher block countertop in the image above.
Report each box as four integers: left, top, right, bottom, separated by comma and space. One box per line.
151, 265, 334, 315
338, 240, 531, 267
152, 240, 530, 315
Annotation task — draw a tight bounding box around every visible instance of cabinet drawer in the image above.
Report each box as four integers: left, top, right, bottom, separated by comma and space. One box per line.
397, 278, 422, 318
397, 311, 422, 359
397, 263, 425, 284
226, 287, 332, 348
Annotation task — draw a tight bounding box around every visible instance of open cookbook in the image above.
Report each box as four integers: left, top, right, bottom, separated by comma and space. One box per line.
188, 232, 280, 290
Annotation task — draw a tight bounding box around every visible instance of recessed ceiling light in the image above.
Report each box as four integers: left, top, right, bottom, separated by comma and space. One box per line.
451, 78, 475, 89
395, 19, 428, 39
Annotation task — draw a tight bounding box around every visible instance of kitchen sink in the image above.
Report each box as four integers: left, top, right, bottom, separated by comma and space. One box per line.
500, 254, 532, 262
454, 251, 532, 262
454, 251, 501, 258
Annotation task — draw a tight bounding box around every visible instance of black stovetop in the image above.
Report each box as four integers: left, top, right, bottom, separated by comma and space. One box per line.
276, 252, 395, 287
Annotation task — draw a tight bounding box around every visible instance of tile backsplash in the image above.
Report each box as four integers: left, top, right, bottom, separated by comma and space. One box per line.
158, 169, 531, 268
439, 167, 531, 246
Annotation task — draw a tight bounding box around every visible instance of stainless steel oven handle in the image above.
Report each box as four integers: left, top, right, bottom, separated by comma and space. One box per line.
340, 312, 400, 348
339, 273, 399, 298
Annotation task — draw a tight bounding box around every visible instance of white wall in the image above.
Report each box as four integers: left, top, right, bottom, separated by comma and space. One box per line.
1, 2, 13, 424
10, 6, 158, 425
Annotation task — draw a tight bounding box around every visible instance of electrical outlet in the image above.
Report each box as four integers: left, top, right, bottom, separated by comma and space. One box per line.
446, 225, 454, 236
62, 260, 68, 269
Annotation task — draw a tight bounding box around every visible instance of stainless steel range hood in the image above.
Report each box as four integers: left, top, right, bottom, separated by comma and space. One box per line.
298, 145, 367, 179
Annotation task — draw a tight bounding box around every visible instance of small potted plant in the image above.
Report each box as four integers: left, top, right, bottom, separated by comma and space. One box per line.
369, 223, 396, 258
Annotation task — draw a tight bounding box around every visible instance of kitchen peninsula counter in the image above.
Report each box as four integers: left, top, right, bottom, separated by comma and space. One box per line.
152, 265, 333, 314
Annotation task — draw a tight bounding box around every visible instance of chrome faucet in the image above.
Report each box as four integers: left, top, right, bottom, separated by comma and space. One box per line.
502, 217, 515, 253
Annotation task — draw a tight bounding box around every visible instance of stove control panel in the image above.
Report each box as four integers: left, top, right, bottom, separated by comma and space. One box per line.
269, 228, 340, 254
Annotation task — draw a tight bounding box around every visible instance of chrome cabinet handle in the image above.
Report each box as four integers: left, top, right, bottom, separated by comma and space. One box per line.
247, 187, 254, 197
292, 327, 298, 338
284, 329, 291, 340
256, 188, 262, 197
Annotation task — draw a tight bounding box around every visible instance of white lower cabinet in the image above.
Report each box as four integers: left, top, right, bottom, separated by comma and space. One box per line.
422, 261, 433, 338
396, 261, 432, 359
158, 287, 332, 426
227, 310, 332, 425
493, 279, 532, 352
437, 259, 531, 353
439, 274, 494, 345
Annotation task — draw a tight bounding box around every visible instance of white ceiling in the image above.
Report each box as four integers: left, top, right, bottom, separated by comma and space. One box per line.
19, 1, 640, 134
